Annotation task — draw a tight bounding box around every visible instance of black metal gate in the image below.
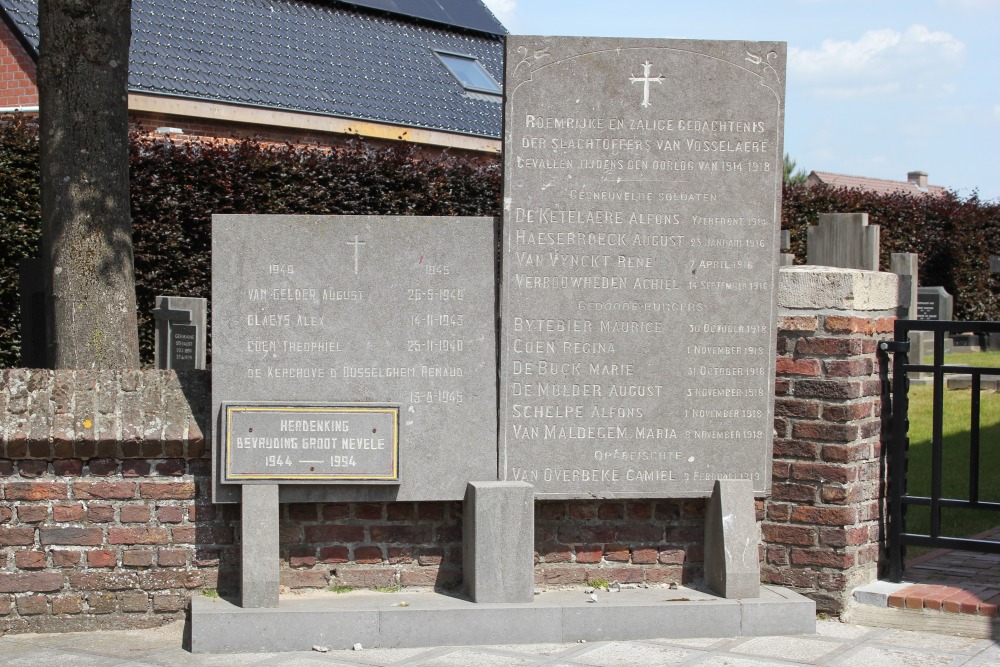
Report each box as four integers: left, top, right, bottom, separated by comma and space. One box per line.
883, 320, 1000, 582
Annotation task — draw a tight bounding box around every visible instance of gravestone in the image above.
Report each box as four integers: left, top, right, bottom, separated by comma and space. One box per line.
499, 36, 785, 498
18, 259, 48, 368
806, 213, 879, 271
779, 229, 794, 266
153, 295, 208, 370
890, 253, 929, 378
212, 214, 503, 607
890, 253, 918, 321
916, 286, 954, 359
193, 35, 814, 650
211, 215, 498, 504
917, 286, 953, 322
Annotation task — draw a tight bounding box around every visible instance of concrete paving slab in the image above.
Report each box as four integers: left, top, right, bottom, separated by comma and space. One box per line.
9, 615, 1000, 666
409, 648, 543, 666
694, 657, 801, 667
730, 635, 844, 663
2, 647, 133, 667
569, 641, 700, 666
875, 628, 991, 653
829, 644, 963, 667
814, 621, 876, 640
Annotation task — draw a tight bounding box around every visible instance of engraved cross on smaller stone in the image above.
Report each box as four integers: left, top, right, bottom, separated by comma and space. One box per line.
630, 61, 663, 109
345, 235, 366, 274
152, 302, 191, 324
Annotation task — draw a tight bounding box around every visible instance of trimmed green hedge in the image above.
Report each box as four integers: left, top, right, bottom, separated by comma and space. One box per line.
127, 132, 501, 365
0, 117, 41, 366
1, 117, 997, 366
781, 183, 1000, 321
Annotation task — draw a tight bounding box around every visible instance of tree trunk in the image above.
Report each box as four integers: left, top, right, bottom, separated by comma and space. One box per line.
38, 0, 140, 368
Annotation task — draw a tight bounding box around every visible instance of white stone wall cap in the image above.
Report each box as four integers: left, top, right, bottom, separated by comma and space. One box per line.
778, 265, 901, 311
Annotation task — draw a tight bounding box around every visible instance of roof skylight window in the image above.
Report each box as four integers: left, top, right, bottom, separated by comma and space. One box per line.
435, 51, 502, 95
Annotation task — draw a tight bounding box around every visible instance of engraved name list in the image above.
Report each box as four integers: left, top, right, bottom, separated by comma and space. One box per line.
500, 37, 787, 498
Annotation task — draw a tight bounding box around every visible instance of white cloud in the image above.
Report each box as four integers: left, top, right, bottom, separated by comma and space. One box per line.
482, 0, 517, 26
789, 25, 965, 99
938, 0, 1000, 10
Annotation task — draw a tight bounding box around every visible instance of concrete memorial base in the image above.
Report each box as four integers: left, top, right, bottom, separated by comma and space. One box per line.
463, 481, 534, 603
190, 585, 815, 653
704, 479, 761, 599
241, 485, 280, 608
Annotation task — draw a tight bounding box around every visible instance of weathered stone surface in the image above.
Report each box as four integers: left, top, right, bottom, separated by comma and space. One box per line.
778, 266, 899, 311
241, 485, 279, 608
211, 215, 498, 502
704, 479, 760, 598
499, 36, 785, 498
463, 481, 534, 603
806, 213, 879, 271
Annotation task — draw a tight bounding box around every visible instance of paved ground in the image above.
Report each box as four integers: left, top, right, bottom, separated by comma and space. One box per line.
2, 619, 1000, 666
888, 526, 1000, 617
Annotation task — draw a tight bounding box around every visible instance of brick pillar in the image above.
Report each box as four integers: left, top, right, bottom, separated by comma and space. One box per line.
763, 266, 901, 615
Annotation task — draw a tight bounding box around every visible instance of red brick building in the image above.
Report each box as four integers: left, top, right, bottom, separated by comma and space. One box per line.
807, 170, 947, 197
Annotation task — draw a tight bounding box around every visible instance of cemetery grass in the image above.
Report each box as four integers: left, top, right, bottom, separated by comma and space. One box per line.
945, 350, 1000, 368
904, 380, 1000, 559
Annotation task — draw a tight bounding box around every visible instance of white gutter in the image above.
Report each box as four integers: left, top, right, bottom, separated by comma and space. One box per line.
0, 106, 39, 113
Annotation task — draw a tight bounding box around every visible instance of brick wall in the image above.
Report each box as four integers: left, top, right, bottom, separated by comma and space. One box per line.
0, 22, 37, 109
0, 369, 701, 633
534, 499, 703, 587
0, 268, 900, 632
761, 267, 899, 615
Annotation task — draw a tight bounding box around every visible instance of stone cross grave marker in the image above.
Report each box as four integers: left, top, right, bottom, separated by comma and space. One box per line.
499, 36, 786, 499
153, 295, 208, 370
806, 212, 879, 271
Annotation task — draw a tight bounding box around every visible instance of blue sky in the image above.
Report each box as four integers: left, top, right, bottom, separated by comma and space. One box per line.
483, 0, 1000, 202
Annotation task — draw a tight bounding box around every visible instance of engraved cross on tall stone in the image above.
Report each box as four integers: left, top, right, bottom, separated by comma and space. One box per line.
630, 61, 663, 108
345, 235, 366, 274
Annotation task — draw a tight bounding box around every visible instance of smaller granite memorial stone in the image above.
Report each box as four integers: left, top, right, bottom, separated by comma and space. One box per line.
917, 286, 954, 322
211, 214, 497, 503
806, 213, 879, 271
154, 295, 208, 370
916, 286, 954, 358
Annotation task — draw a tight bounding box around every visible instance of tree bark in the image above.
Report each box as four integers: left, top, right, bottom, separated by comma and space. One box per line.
38, 0, 140, 368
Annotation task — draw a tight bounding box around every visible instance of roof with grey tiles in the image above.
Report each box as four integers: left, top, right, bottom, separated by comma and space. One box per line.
0, 0, 504, 138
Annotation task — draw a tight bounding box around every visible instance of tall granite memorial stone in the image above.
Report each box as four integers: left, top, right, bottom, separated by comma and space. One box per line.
500, 37, 785, 498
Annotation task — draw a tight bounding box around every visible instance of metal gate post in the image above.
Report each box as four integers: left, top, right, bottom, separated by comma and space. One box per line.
882, 324, 910, 583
